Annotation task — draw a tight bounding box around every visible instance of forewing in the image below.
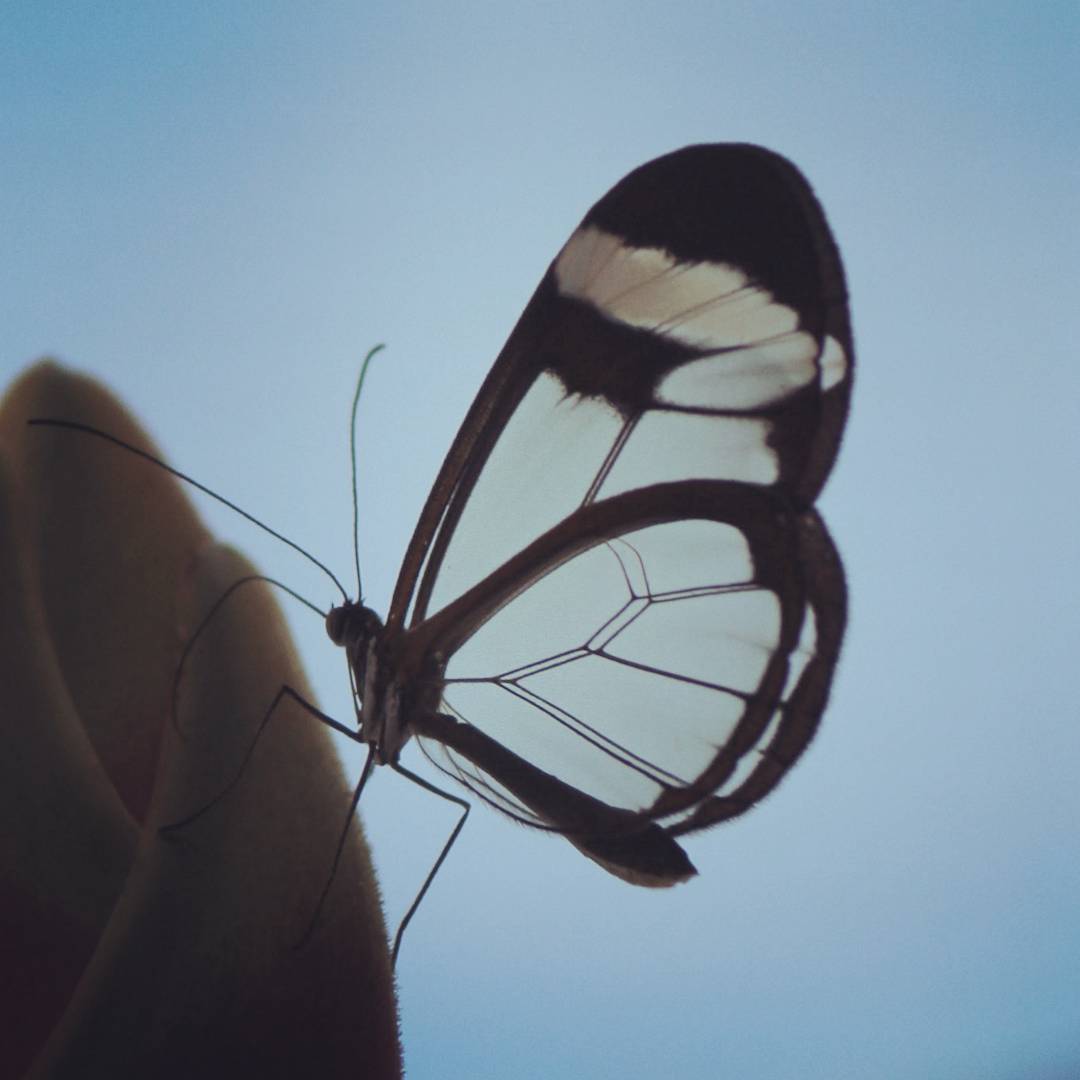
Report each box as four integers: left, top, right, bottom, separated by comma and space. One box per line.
387, 143, 852, 632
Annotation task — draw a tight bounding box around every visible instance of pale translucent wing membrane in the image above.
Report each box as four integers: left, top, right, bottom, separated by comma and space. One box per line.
424, 375, 624, 616
819, 334, 848, 392
452, 570, 827, 838
780, 602, 818, 701
553, 224, 626, 298
608, 589, 780, 690
425, 513, 812, 822
685, 610, 817, 811
660, 286, 798, 349
596, 410, 778, 494
556, 226, 799, 350
656, 332, 821, 410
668, 510, 846, 834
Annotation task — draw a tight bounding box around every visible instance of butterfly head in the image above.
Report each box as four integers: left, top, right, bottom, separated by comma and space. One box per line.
326, 600, 385, 704
325, 600, 383, 652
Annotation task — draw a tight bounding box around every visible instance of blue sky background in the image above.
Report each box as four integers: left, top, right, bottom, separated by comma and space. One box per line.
3, 3, 1079, 1077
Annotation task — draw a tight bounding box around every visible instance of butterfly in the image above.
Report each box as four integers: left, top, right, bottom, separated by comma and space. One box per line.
325, 142, 852, 892
31, 143, 851, 938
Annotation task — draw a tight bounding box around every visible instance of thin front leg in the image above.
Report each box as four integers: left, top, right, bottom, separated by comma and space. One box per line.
160, 684, 362, 833
170, 573, 326, 736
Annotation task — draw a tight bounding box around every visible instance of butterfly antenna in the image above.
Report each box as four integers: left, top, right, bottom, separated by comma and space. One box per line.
27, 419, 349, 602
349, 344, 386, 603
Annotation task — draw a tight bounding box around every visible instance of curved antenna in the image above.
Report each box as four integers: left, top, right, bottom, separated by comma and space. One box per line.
28, 418, 350, 601
349, 344, 386, 602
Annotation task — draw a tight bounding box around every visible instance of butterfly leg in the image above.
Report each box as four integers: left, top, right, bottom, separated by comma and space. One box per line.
294, 743, 378, 947
160, 684, 360, 833
170, 572, 328, 737
387, 760, 470, 967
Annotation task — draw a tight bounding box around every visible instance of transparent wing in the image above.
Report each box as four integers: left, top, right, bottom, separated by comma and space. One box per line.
412, 487, 843, 830
390, 145, 852, 852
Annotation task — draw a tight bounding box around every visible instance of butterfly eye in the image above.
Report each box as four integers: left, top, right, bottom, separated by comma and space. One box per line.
325, 606, 351, 646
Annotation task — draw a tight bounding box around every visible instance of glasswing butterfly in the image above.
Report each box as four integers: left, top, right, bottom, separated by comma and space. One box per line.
32, 143, 852, 955
329, 143, 851, 891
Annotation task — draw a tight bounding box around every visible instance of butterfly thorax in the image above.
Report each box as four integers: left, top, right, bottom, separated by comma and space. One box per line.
325, 600, 445, 764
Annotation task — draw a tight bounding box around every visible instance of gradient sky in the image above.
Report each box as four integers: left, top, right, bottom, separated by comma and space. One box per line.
3, 4, 1079, 1078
